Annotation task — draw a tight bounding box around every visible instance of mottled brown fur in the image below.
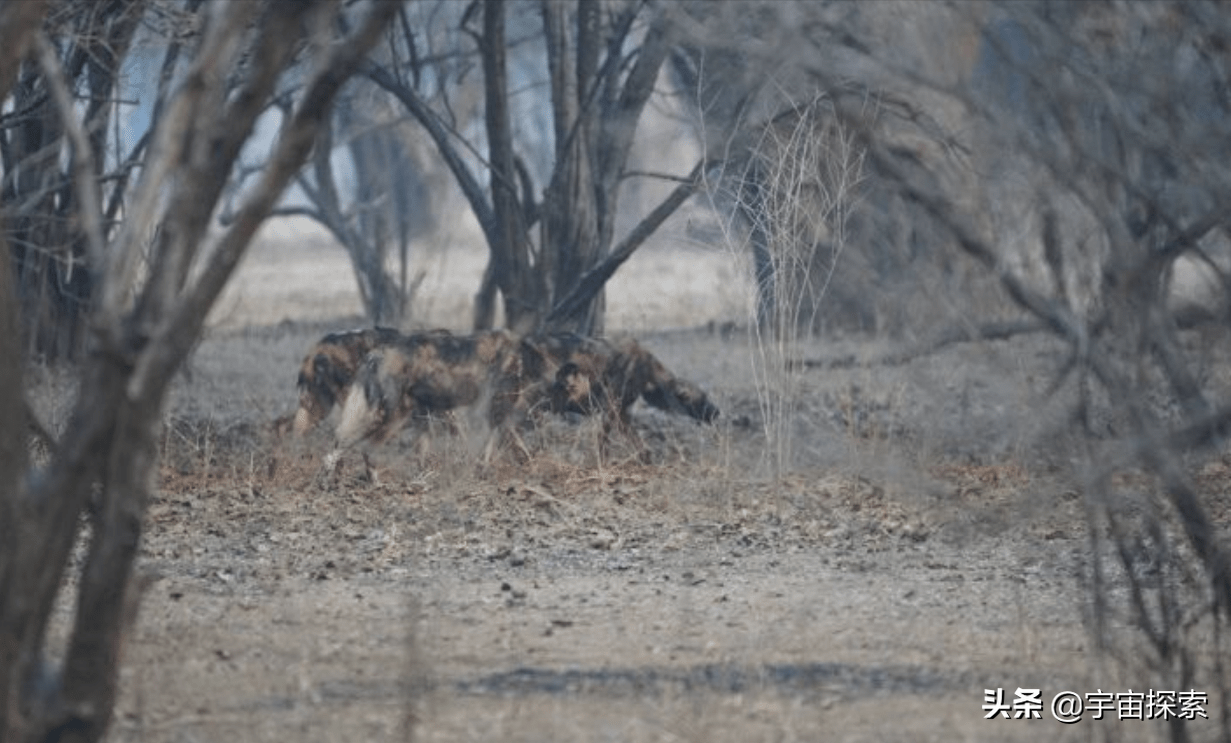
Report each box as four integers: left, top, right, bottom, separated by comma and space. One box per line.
293, 327, 404, 436
326, 330, 718, 463
333, 330, 520, 449
292, 327, 451, 436
526, 333, 717, 421
499, 333, 720, 456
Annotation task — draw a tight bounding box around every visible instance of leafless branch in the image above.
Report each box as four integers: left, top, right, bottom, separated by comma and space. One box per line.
547, 157, 710, 326
33, 33, 107, 272
364, 58, 497, 245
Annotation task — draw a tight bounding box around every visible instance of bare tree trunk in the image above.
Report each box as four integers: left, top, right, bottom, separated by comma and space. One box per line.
0, 255, 28, 742
738, 170, 778, 332
338, 101, 408, 325
0, 3, 396, 740
547, 158, 708, 327
367, 1, 693, 335
0, 5, 51, 734
537, 2, 674, 334
295, 111, 406, 326
539, 0, 602, 335
474, 261, 499, 330
349, 130, 404, 324
0, 248, 26, 743
481, 0, 541, 332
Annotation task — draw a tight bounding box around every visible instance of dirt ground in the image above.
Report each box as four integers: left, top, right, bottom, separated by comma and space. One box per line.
34, 232, 1229, 742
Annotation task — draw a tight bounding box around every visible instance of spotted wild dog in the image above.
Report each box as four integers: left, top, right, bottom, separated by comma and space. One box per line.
330, 329, 521, 460
323, 330, 718, 469
502, 332, 720, 456
291, 327, 457, 436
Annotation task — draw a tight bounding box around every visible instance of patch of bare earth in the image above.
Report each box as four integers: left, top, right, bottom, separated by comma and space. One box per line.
28, 234, 1220, 741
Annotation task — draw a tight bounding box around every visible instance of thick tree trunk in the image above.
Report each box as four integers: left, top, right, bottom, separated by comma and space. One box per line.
0, 5, 50, 735
536, 2, 675, 335
546, 159, 707, 328
0, 214, 31, 743
482, 0, 542, 332
539, 0, 602, 335
370, 2, 687, 335
340, 103, 407, 326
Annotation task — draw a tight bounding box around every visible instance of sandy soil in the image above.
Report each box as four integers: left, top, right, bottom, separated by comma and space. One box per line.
30, 230, 1225, 742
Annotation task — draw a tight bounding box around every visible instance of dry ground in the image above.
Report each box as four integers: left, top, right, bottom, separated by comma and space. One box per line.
32, 232, 1231, 742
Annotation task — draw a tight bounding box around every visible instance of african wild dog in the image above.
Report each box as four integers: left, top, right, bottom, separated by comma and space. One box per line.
323, 329, 718, 467
330, 329, 520, 455
292, 327, 455, 436
500, 332, 720, 455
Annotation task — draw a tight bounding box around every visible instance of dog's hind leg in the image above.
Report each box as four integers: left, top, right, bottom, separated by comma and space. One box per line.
322, 380, 389, 481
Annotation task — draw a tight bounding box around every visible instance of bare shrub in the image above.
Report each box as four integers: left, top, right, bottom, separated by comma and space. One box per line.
681, 2, 1231, 732
740, 96, 868, 338
797, 4, 1231, 734
710, 95, 866, 476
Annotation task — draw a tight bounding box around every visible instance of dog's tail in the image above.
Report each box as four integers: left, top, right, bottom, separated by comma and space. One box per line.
642, 376, 720, 423
333, 352, 391, 449
333, 387, 371, 451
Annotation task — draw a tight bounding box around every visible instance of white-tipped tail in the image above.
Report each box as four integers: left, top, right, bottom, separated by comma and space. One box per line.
333, 387, 372, 450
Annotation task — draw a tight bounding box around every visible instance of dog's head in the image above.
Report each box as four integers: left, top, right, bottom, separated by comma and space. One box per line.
550, 361, 598, 415
643, 377, 720, 424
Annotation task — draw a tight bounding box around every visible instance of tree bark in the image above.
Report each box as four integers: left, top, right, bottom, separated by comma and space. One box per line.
481, 0, 541, 331
539, 0, 601, 334
536, 3, 675, 335
0, 5, 51, 736
547, 159, 708, 327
